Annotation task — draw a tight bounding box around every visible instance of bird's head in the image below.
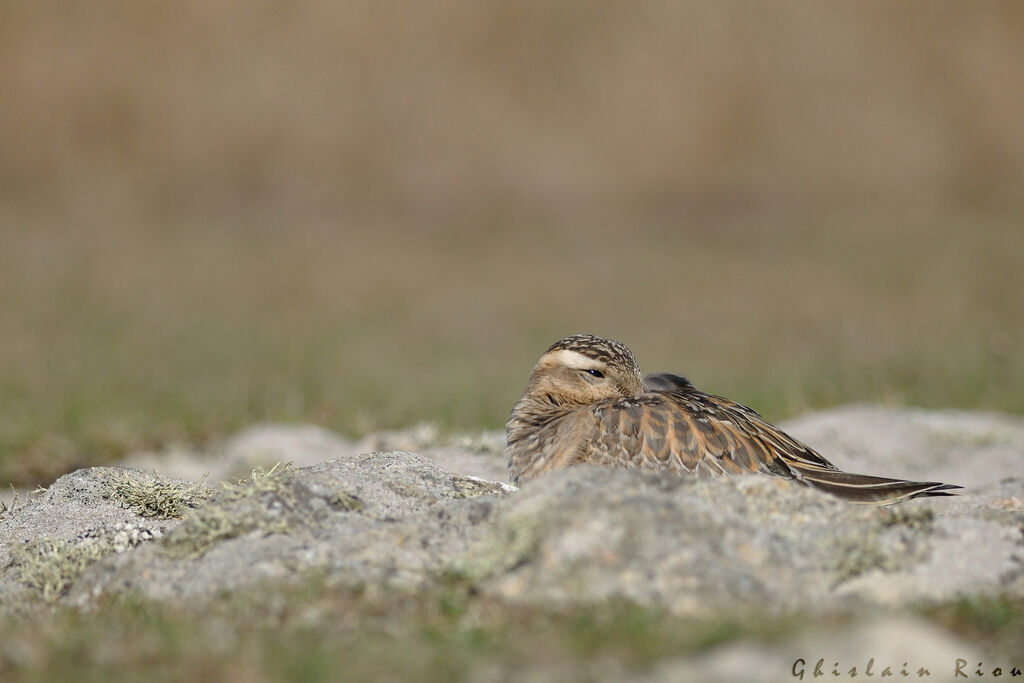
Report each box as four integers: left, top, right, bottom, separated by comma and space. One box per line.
520, 334, 644, 408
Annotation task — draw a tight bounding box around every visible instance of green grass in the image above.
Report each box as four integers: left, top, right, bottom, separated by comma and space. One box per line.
0, 579, 800, 683
928, 597, 1024, 659
0, 206, 1022, 486
2, 579, 1020, 683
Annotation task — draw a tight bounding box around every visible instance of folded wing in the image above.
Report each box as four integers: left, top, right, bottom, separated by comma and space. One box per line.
584, 382, 961, 504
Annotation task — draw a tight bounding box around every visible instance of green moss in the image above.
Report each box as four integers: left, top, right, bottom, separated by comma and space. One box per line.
160, 462, 299, 559
829, 508, 931, 584
450, 504, 544, 581
222, 462, 295, 500
831, 539, 891, 583
446, 476, 510, 499
877, 505, 935, 530
7, 524, 160, 601
7, 538, 110, 601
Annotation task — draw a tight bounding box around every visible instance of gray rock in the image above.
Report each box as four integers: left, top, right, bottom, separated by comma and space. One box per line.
0, 468, 189, 565
469, 467, 1023, 615
1, 406, 1022, 617
0, 467, 190, 607
356, 423, 508, 482
65, 453, 513, 604
780, 405, 1024, 491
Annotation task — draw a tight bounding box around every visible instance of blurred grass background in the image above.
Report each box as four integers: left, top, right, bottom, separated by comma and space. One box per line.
1, 1, 1023, 486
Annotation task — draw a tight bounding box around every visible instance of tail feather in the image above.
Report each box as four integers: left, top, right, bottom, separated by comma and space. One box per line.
789, 466, 963, 505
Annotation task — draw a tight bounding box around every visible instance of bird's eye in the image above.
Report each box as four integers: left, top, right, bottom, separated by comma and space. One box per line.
584, 369, 605, 379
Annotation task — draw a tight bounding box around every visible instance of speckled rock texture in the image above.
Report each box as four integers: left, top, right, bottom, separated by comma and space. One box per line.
1, 406, 1021, 614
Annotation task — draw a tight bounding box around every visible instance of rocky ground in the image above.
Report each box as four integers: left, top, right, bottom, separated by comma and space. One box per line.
1, 405, 1022, 681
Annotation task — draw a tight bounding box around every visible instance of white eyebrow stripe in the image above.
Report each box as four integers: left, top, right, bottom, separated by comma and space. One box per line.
542, 349, 604, 370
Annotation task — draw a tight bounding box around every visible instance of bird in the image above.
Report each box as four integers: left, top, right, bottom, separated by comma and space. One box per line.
506, 334, 961, 505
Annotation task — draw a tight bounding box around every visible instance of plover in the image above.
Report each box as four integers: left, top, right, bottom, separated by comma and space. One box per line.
506, 334, 961, 504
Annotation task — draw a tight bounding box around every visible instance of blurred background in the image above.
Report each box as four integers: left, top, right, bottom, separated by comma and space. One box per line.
1, 1, 1022, 485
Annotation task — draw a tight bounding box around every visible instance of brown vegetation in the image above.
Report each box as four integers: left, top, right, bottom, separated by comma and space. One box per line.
1, 1, 1022, 484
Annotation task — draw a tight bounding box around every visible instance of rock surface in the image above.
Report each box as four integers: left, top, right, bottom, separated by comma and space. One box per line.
1, 405, 1022, 616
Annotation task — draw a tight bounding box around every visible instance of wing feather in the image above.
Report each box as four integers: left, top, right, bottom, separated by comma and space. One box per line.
640, 408, 670, 465
512, 372, 962, 505
587, 391, 797, 478
578, 386, 962, 504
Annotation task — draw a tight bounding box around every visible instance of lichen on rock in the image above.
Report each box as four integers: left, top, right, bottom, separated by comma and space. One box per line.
8, 523, 162, 600
106, 469, 211, 519
160, 462, 303, 559
1, 409, 1023, 616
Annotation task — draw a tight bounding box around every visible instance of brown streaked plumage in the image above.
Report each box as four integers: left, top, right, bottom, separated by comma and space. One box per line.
506, 334, 961, 505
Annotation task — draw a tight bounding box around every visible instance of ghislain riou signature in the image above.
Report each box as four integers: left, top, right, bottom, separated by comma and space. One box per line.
792, 658, 1022, 679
